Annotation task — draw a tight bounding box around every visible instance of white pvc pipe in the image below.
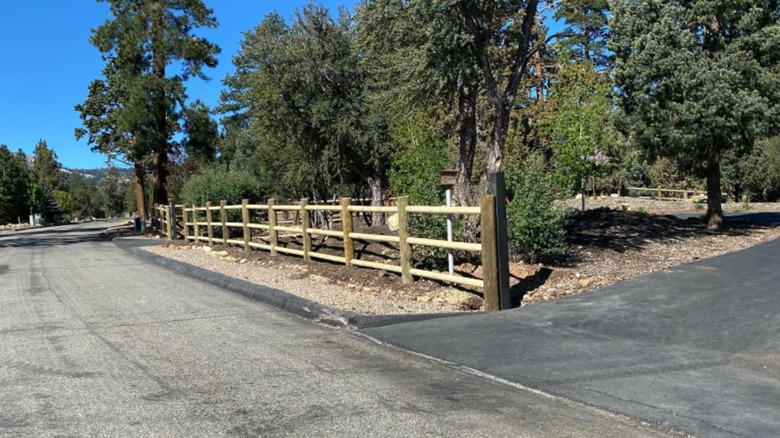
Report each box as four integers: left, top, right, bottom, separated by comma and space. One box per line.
446, 189, 454, 275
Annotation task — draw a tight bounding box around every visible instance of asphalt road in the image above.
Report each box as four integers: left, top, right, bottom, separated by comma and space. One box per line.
366, 226, 780, 438
0, 222, 668, 437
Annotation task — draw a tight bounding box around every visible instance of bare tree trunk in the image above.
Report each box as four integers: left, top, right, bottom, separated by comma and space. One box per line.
705, 158, 723, 231
133, 162, 146, 221
367, 175, 384, 226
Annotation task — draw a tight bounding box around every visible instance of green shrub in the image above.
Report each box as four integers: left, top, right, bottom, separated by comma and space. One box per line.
181, 168, 262, 206
388, 124, 453, 267
506, 154, 567, 263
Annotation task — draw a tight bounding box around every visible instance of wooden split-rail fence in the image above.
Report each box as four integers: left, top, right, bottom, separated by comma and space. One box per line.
625, 186, 709, 201
152, 195, 503, 310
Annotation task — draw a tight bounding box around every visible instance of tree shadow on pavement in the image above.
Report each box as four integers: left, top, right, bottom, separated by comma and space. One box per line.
0, 226, 107, 248
563, 208, 775, 255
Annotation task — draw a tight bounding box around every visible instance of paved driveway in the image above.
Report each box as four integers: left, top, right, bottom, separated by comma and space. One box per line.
364, 233, 780, 437
0, 223, 667, 437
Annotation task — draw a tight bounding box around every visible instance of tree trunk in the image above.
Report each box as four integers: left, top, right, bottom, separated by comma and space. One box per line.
455, 81, 478, 208
133, 162, 146, 221
151, 1, 169, 205
367, 175, 384, 226
487, 102, 511, 175
455, 81, 480, 243
534, 35, 544, 101
705, 158, 723, 231
152, 151, 168, 205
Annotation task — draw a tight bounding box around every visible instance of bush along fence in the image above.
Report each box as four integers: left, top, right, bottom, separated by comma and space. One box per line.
152, 196, 505, 311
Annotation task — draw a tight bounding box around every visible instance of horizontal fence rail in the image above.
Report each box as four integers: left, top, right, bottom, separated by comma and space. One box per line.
625, 186, 709, 201
152, 195, 500, 310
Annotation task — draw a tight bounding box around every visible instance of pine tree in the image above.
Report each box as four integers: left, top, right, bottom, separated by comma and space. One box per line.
32, 140, 63, 193
0, 146, 30, 224
83, 0, 220, 205
553, 0, 611, 68
76, 57, 149, 221
610, 0, 780, 230
182, 99, 218, 167
31, 140, 64, 223
220, 5, 390, 217
357, 0, 543, 215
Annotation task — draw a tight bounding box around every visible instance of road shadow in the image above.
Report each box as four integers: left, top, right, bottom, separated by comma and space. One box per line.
0, 225, 108, 248
563, 208, 775, 255
509, 267, 552, 307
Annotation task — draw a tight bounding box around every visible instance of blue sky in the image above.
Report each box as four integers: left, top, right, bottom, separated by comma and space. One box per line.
0, 1, 352, 169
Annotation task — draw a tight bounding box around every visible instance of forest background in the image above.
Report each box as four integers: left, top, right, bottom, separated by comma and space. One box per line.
2, 0, 780, 262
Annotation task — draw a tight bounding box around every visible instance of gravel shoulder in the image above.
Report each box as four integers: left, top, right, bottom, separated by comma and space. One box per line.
126, 198, 780, 316
141, 244, 477, 315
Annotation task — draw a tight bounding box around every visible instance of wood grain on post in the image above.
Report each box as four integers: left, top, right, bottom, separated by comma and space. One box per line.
397, 196, 412, 284
480, 195, 499, 311
242, 199, 251, 251
181, 205, 189, 240
165, 204, 173, 241
301, 199, 311, 261
657, 187, 662, 200
340, 198, 354, 266
268, 198, 277, 255
220, 200, 228, 245
206, 202, 214, 247
193, 204, 200, 242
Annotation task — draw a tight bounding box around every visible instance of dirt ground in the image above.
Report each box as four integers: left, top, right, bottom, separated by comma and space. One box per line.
113, 197, 780, 312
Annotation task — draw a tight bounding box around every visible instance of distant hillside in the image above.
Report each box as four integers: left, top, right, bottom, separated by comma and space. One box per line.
66, 167, 133, 183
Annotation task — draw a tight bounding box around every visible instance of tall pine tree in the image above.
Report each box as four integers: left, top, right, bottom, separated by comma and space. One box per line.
611, 0, 780, 230
81, 0, 220, 205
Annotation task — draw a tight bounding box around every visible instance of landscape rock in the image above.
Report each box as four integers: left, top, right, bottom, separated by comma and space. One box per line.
386, 213, 399, 231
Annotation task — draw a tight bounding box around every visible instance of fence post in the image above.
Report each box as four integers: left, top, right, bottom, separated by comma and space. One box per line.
489, 172, 512, 310
193, 204, 200, 243
481, 195, 499, 311
301, 198, 311, 262
268, 198, 277, 255
242, 199, 250, 251
657, 187, 662, 200
181, 204, 189, 241
220, 200, 228, 245
206, 201, 214, 247
155, 204, 161, 234
397, 196, 412, 284
165, 203, 173, 241
169, 200, 176, 240
340, 198, 354, 266
151, 204, 156, 233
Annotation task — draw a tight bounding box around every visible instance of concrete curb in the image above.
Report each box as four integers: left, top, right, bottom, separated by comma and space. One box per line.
112, 239, 468, 329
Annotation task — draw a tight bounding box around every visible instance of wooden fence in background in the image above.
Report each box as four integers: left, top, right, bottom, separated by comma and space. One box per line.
152, 196, 501, 310
625, 186, 707, 201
